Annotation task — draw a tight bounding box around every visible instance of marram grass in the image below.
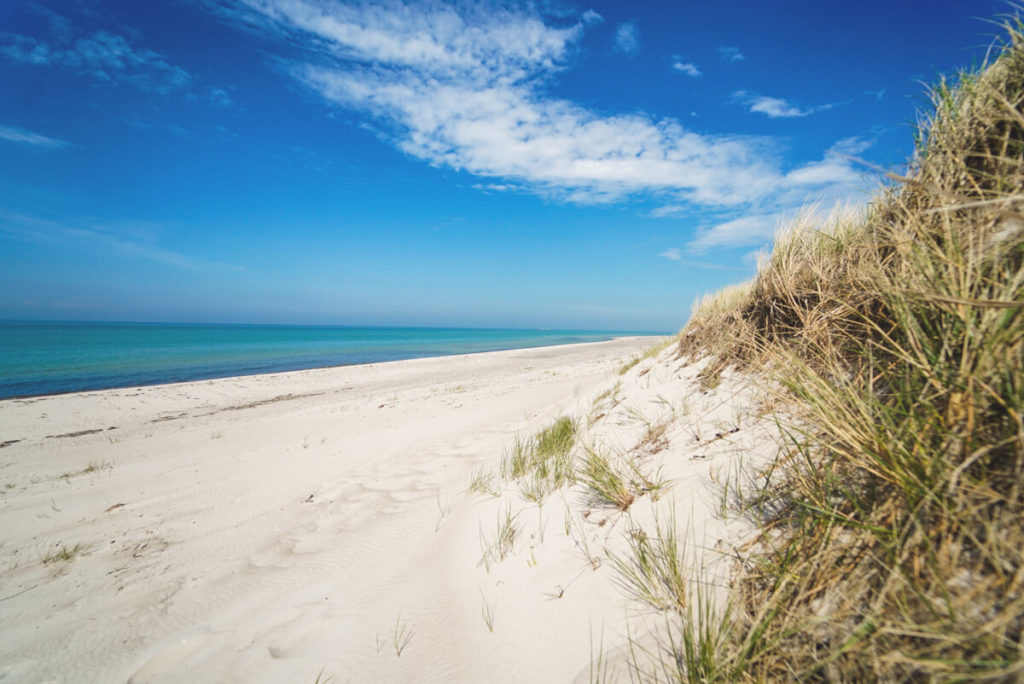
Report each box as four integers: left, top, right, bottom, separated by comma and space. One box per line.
663, 14, 1024, 682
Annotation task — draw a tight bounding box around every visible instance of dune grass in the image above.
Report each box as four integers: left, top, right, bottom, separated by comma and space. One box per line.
618, 337, 677, 376
42, 543, 85, 565
610, 510, 688, 614
579, 445, 636, 511
661, 16, 1024, 681
501, 416, 578, 504
478, 505, 519, 572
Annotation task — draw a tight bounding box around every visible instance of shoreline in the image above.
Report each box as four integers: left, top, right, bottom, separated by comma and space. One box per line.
0, 332, 666, 402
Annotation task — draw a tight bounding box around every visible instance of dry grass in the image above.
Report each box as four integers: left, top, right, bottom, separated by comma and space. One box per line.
661, 15, 1024, 681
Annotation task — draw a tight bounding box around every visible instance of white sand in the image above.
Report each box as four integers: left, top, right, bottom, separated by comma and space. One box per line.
0, 338, 779, 683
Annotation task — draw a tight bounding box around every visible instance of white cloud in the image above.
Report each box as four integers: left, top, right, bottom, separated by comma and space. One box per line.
688, 214, 780, 251
0, 124, 70, 149
733, 90, 843, 119
743, 94, 808, 118
207, 0, 870, 221
613, 20, 639, 56
659, 247, 681, 260
717, 46, 744, 62
671, 60, 700, 77
783, 136, 872, 186
471, 182, 520, 193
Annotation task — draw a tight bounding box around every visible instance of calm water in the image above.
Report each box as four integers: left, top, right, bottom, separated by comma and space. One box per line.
0, 322, 663, 399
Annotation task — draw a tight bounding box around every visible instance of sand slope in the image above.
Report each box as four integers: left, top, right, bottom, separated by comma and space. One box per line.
0, 337, 778, 682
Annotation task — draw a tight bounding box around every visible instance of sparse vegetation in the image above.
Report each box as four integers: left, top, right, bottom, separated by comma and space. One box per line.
611, 511, 687, 614
500, 416, 577, 504
619, 337, 676, 376
480, 590, 496, 632
42, 543, 85, 565
618, 355, 642, 375
392, 614, 414, 657
59, 460, 113, 480
478, 505, 519, 571
467, 466, 500, 497
579, 445, 636, 511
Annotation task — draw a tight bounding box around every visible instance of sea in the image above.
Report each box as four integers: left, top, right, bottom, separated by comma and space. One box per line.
0, 321, 665, 399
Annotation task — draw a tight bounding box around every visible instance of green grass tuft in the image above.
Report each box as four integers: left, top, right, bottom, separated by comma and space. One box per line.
579, 446, 635, 511
42, 543, 85, 565
500, 416, 578, 504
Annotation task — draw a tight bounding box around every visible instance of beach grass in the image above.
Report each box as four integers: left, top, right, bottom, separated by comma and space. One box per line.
659, 15, 1024, 680
500, 416, 578, 504
579, 445, 635, 511
611, 509, 688, 614
478, 505, 519, 571
42, 543, 85, 565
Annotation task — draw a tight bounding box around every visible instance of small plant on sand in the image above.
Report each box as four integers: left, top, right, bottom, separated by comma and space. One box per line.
478, 505, 519, 571
589, 382, 623, 427
501, 416, 577, 504
633, 420, 670, 458
618, 338, 675, 377
480, 590, 496, 633
625, 586, 735, 683
579, 446, 635, 511
610, 511, 687, 613
392, 614, 414, 657
589, 624, 618, 684
42, 543, 85, 565
467, 467, 500, 497
618, 355, 641, 375
434, 491, 455, 531
60, 459, 113, 480
625, 459, 670, 501
566, 510, 602, 570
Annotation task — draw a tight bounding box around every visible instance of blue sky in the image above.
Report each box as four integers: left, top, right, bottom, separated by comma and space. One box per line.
0, 0, 1008, 331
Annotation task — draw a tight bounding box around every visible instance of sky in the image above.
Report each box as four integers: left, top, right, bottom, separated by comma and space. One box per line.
0, 0, 1010, 331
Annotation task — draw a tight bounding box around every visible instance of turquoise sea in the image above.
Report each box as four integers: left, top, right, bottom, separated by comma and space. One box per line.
0, 322, 664, 399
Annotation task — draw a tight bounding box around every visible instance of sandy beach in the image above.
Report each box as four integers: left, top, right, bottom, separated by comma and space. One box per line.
0, 337, 776, 682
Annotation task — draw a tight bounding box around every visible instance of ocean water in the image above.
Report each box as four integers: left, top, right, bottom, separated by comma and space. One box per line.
0, 322, 663, 399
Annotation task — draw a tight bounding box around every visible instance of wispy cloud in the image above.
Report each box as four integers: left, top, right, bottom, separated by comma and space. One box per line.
717, 46, 744, 62
671, 60, 701, 77
209, 87, 234, 108
686, 137, 874, 251
0, 124, 70, 149
687, 214, 781, 251
203, 0, 868, 220
733, 90, 841, 118
613, 20, 639, 56
659, 247, 681, 260
1, 28, 192, 94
